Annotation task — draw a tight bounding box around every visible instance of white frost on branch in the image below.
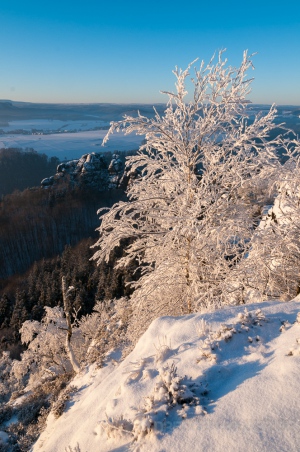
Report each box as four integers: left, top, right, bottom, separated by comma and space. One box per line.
93, 50, 290, 339
239, 140, 300, 301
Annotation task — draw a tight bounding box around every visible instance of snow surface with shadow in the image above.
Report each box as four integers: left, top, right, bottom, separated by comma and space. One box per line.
32, 299, 300, 452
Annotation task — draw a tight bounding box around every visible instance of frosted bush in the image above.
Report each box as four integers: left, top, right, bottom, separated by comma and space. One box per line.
101, 362, 200, 445
154, 336, 173, 363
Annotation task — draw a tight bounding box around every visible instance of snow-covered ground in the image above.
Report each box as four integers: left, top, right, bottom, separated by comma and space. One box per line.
0, 119, 109, 133
0, 129, 143, 160
31, 299, 300, 452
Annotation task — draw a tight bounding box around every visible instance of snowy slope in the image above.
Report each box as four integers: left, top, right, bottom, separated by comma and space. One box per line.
32, 300, 300, 452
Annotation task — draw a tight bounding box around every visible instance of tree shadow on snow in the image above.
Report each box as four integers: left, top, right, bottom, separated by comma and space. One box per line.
196, 307, 297, 414
155, 307, 295, 436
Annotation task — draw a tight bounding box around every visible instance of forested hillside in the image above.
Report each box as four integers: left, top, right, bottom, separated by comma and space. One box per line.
0, 148, 59, 196
0, 151, 134, 361
0, 179, 125, 280
0, 237, 137, 358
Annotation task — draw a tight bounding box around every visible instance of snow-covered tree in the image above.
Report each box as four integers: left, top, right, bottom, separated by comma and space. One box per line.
15, 294, 131, 385
62, 276, 80, 373
16, 278, 85, 383
78, 297, 130, 363
17, 307, 77, 383
92, 50, 283, 332
238, 139, 300, 301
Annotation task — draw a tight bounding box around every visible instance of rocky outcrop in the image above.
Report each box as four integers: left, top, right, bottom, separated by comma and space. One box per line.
41, 152, 124, 190
107, 153, 124, 188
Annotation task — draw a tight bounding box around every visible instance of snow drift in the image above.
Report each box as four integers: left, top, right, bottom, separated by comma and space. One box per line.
31, 299, 300, 452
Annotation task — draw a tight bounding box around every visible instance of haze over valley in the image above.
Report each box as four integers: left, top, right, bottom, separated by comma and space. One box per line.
1, 100, 300, 160
0, 101, 163, 159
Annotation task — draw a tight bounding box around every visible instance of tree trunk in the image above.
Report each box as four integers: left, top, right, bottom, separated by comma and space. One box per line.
62, 276, 80, 373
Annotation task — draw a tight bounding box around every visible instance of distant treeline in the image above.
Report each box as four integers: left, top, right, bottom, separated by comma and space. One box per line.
0, 148, 59, 196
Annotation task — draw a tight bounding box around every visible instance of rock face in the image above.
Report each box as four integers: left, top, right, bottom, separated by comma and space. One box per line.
41, 152, 124, 190
107, 154, 124, 188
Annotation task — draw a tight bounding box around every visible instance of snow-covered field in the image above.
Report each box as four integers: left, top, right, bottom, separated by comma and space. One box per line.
0, 119, 109, 133
0, 105, 299, 161
0, 129, 143, 160
32, 299, 300, 452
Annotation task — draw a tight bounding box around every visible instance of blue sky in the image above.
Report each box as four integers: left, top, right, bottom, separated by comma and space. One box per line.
0, 0, 299, 104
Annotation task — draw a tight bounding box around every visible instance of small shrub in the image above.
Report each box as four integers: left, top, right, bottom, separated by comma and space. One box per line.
52, 385, 78, 419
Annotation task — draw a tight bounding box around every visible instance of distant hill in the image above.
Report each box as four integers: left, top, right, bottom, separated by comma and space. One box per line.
0, 100, 299, 136
0, 100, 167, 122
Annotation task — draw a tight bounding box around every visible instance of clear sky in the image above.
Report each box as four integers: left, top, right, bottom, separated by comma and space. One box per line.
0, 0, 299, 105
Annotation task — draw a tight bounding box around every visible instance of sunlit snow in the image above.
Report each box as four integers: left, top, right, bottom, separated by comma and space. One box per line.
32, 299, 300, 452
0, 130, 143, 160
